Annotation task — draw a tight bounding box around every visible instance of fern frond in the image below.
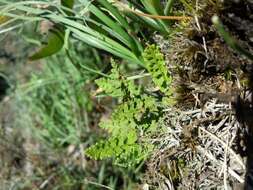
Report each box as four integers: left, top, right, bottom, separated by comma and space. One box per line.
143, 44, 172, 95
95, 60, 140, 98
86, 57, 167, 168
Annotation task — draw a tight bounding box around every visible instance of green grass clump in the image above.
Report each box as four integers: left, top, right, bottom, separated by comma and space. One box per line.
0, 0, 144, 65
15, 45, 97, 148
12, 43, 140, 189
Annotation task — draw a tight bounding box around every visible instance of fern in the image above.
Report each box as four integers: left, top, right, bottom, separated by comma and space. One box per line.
86, 62, 158, 167
86, 47, 174, 167
143, 44, 172, 95
86, 122, 153, 167
86, 95, 157, 167
95, 60, 140, 98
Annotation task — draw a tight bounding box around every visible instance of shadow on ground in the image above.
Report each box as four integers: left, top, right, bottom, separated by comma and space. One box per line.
234, 66, 253, 190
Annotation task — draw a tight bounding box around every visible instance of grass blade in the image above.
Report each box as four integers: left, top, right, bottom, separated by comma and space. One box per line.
30, 26, 65, 60
212, 15, 253, 61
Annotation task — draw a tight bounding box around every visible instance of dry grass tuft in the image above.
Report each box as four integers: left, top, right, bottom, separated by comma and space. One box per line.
144, 0, 253, 189
144, 99, 245, 189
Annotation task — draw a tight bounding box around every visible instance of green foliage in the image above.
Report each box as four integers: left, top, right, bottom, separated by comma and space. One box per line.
61, 0, 75, 13
126, 0, 172, 33
11, 38, 140, 189
16, 44, 98, 148
0, 0, 144, 65
29, 25, 65, 60
95, 60, 140, 98
0, 0, 192, 189
86, 62, 160, 167
30, 0, 75, 60
143, 44, 173, 95
86, 45, 174, 167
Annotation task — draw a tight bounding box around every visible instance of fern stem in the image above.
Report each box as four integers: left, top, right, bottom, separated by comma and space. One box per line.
127, 73, 151, 80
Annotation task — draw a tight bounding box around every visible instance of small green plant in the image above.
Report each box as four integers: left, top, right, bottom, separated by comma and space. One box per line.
143, 44, 172, 95
143, 44, 175, 106
15, 44, 98, 148
0, 0, 144, 65
12, 42, 138, 190
86, 45, 174, 167
0, 0, 188, 65
86, 61, 157, 167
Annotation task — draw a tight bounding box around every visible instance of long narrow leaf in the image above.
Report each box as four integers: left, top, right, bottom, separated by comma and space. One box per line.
88, 3, 140, 55
164, 0, 175, 15
139, 0, 169, 33
61, 0, 75, 15
97, 0, 143, 55
69, 26, 141, 64
43, 14, 143, 63
125, 11, 167, 34
30, 26, 65, 60
140, 0, 164, 15
212, 15, 253, 61
97, 0, 130, 30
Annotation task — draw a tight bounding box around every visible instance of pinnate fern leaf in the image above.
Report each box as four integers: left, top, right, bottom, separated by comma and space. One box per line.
86, 61, 159, 167
86, 96, 157, 167
86, 53, 171, 167
143, 44, 172, 95
95, 60, 140, 97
